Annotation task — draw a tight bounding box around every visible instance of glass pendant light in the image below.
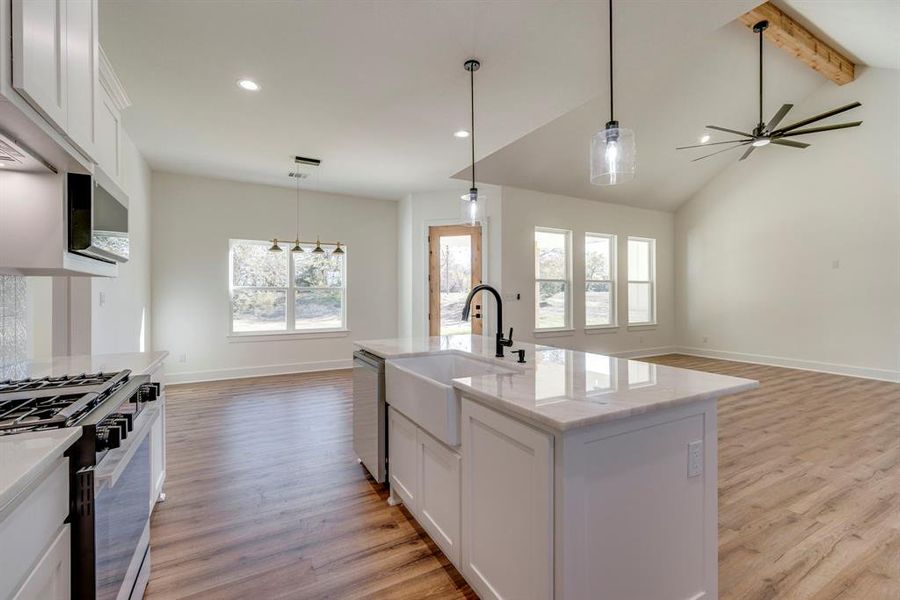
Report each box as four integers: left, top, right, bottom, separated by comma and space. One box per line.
590, 0, 635, 185
460, 59, 485, 225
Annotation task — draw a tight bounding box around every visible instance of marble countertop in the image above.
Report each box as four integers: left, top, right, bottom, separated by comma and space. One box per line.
356, 335, 758, 432
2, 351, 168, 381
0, 428, 81, 520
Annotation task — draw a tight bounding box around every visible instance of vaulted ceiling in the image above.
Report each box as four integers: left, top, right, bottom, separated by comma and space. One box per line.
99, 1, 897, 210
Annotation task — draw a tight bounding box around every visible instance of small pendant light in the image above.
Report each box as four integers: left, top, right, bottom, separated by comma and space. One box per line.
312, 237, 325, 254
590, 0, 635, 185
332, 241, 344, 256
269, 238, 283, 253
460, 59, 485, 225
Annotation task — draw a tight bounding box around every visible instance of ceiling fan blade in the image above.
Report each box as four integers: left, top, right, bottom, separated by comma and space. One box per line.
766, 104, 793, 131
691, 142, 751, 162
770, 139, 810, 149
773, 102, 861, 135
778, 121, 862, 137
739, 146, 756, 161
706, 125, 753, 137
676, 139, 749, 150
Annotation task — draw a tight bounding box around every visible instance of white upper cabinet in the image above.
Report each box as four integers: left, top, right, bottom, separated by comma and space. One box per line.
11, 0, 69, 130
64, 0, 99, 159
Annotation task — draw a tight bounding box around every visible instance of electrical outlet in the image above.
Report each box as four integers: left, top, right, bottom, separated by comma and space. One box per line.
688, 440, 703, 478
98, 291, 106, 307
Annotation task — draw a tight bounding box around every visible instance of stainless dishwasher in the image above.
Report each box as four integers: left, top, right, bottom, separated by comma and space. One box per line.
352, 349, 386, 483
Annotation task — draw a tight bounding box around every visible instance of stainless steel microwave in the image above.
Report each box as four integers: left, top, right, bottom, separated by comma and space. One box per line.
67, 170, 130, 263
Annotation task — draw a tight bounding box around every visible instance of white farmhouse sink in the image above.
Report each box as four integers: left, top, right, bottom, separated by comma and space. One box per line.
386, 354, 517, 446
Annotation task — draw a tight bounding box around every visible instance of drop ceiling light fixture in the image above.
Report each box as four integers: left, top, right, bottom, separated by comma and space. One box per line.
269, 157, 345, 256
460, 59, 485, 225
590, 0, 635, 185
676, 20, 862, 162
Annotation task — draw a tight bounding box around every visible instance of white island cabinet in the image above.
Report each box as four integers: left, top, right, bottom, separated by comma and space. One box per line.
360, 335, 758, 600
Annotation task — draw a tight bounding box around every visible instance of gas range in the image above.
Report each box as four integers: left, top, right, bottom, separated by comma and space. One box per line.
0, 369, 161, 599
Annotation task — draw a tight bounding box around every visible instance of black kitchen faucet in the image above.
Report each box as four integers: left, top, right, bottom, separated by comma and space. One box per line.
461, 284, 513, 358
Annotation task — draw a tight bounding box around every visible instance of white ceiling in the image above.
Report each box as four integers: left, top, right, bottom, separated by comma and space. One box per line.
99, 0, 755, 201
781, 0, 900, 70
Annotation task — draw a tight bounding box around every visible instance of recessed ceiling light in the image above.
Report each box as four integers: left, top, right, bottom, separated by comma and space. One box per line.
454, 130, 470, 138
237, 79, 260, 91
700, 134, 710, 144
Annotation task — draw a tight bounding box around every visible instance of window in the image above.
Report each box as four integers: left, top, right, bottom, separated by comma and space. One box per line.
229, 240, 346, 334
627, 237, 655, 325
534, 228, 571, 330
585, 233, 616, 327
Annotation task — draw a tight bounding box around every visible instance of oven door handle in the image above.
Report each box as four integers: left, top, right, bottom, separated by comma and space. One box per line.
94, 404, 160, 489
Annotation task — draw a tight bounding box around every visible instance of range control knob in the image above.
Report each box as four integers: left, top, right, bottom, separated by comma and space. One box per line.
96, 425, 121, 451
138, 383, 159, 403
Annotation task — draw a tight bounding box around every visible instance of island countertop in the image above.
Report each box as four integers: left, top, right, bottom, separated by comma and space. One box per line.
1, 351, 168, 381
355, 335, 758, 432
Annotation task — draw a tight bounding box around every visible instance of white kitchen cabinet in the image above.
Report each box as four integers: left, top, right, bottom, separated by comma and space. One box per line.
12, 525, 71, 600
11, 0, 69, 130
417, 426, 461, 566
461, 398, 553, 600
149, 368, 167, 511
95, 75, 122, 183
388, 407, 418, 510
64, 0, 99, 159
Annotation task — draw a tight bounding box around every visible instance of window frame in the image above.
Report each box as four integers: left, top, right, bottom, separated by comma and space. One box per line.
534, 227, 573, 332
228, 238, 348, 337
584, 232, 617, 329
626, 236, 656, 326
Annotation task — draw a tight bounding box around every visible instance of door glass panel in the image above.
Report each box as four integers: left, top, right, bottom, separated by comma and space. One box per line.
439, 235, 472, 335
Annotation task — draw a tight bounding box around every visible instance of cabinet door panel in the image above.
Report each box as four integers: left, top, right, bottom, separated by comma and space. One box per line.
95, 85, 121, 180
65, 0, 98, 158
388, 408, 418, 510
12, 0, 68, 129
418, 429, 461, 566
13, 525, 71, 600
461, 398, 553, 600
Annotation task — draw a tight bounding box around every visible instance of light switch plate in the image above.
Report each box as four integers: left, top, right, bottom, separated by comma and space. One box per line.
688, 440, 703, 478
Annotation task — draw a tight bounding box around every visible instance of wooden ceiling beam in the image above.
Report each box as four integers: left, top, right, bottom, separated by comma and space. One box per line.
740, 2, 855, 86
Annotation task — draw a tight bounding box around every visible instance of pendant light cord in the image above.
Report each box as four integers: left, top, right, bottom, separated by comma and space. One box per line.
758, 24, 764, 126
608, 0, 614, 123
296, 164, 301, 239
470, 64, 476, 188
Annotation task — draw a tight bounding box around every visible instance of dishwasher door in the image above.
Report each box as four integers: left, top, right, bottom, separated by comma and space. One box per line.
353, 350, 386, 483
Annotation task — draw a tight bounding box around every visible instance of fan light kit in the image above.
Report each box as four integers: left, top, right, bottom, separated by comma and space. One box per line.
590, 0, 635, 185
269, 156, 345, 257
677, 20, 862, 162
459, 59, 485, 225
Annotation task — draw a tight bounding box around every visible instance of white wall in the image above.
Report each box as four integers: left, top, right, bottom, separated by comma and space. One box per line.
151, 171, 398, 383
500, 186, 676, 356
674, 67, 900, 381
398, 186, 503, 338
90, 132, 153, 354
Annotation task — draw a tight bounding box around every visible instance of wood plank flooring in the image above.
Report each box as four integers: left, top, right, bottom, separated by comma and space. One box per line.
146, 357, 900, 599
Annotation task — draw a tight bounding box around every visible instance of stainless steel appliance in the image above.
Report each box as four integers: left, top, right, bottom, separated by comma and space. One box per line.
0, 370, 161, 599
352, 350, 386, 483
68, 170, 130, 264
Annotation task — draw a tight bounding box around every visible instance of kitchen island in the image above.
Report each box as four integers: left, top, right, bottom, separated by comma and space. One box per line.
355, 335, 757, 600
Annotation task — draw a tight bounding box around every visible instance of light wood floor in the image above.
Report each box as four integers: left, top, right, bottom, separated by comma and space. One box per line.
146, 356, 900, 599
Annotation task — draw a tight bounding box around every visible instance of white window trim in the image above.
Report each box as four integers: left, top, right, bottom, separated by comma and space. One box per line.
627, 236, 656, 326
228, 239, 348, 337
534, 226, 573, 331
585, 232, 617, 329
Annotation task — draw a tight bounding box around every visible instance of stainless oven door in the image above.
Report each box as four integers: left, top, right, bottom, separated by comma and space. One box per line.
94, 405, 158, 600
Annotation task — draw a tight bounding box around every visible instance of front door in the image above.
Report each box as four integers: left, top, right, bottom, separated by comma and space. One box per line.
428, 225, 482, 336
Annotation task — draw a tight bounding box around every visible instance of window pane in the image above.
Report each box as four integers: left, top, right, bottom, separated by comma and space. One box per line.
627, 239, 650, 281
439, 235, 472, 335
585, 235, 611, 281
294, 252, 343, 288
231, 289, 286, 332
232, 243, 288, 287
586, 282, 613, 326
535, 281, 567, 329
535, 230, 567, 279
295, 289, 344, 330
628, 282, 652, 323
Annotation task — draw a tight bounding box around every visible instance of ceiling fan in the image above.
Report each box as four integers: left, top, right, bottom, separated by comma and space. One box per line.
677, 19, 862, 162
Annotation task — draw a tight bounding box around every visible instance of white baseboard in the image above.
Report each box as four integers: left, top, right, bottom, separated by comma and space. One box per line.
674, 346, 900, 383
166, 358, 353, 385
610, 346, 679, 359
